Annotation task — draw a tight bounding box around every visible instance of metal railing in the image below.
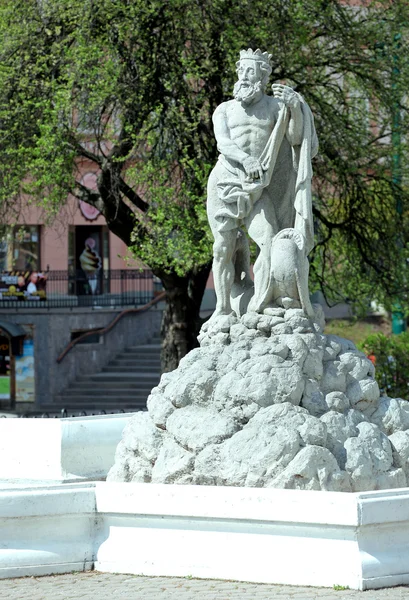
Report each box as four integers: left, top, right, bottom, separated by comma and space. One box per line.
1, 408, 140, 418
57, 291, 166, 363
0, 269, 163, 309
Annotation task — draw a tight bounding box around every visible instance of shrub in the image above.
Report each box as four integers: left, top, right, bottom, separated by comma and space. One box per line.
359, 333, 409, 400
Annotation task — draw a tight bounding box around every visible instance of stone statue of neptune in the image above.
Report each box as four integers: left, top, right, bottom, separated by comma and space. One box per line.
207, 48, 319, 318
108, 49, 409, 494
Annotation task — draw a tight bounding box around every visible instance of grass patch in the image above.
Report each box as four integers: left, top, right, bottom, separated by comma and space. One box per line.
324, 317, 391, 347
333, 584, 350, 590
0, 377, 10, 395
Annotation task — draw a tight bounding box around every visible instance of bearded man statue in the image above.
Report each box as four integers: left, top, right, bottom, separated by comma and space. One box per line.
207, 48, 318, 318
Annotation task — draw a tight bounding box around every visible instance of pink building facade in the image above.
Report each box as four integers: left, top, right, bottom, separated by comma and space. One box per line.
2, 194, 137, 275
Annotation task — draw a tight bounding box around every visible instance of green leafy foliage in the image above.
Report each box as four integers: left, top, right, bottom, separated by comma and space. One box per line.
359, 333, 409, 400
1, 1, 409, 288
128, 158, 213, 276
2, 1, 409, 367
333, 584, 350, 591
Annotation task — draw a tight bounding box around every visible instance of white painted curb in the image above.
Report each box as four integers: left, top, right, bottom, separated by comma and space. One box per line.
0, 414, 131, 482
0, 483, 96, 578
1, 481, 409, 589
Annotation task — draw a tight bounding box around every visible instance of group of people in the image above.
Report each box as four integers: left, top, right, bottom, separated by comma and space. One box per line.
12, 272, 47, 298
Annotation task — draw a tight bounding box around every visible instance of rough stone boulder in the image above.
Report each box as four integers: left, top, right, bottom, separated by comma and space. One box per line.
107, 306, 409, 492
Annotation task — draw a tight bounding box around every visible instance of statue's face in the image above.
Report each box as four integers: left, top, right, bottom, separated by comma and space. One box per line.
234, 59, 263, 104
236, 59, 261, 85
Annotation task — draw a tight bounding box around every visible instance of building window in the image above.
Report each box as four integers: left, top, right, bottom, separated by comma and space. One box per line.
68, 225, 109, 295
0, 226, 40, 272
70, 329, 102, 344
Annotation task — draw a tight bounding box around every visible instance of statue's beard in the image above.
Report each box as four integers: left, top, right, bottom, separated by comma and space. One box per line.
233, 80, 263, 104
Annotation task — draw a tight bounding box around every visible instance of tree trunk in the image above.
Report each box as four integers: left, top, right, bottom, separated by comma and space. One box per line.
157, 262, 212, 373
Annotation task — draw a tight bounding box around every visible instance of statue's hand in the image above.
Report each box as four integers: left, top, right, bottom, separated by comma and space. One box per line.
243, 156, 263, 181
272, 84, 300, 108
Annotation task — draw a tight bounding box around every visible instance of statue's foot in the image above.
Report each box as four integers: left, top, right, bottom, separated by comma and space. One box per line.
209, 309, 236, 321
201, 309, 236, 332
263, 306, 285, 317
281, 297, 302, 310
199, 310, 239, 343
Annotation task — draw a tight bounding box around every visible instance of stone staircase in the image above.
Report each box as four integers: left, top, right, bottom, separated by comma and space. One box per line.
54, 336, 162, 413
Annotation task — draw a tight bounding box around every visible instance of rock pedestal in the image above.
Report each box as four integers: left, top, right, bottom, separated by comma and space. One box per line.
108, 307, 409, 492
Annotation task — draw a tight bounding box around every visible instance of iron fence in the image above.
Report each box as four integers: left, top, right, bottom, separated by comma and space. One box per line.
1, 408, 140, 418
0, 269, 162, 309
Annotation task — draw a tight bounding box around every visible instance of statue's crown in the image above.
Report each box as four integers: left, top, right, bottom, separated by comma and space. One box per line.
239, 48, 272, 67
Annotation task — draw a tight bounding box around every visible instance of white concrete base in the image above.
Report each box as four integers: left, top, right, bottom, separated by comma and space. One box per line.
0, 414, 131, 482
2, 481, 409, 589
94, 484, 409, 591
0, 483, 95, 578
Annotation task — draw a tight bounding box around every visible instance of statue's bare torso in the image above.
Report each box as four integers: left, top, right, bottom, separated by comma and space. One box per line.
216, 96, 280, 161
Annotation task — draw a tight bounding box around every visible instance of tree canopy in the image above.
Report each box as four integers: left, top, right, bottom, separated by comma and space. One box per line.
1, 0, 409, 367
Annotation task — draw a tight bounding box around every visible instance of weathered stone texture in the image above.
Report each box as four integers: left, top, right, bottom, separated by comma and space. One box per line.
108, 308, 409, 492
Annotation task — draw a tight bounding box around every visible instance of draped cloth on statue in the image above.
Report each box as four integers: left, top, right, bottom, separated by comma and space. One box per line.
214, 96, 318, 255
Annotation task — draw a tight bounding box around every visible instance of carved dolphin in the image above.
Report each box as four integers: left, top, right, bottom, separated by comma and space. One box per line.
269, 228, 314, 318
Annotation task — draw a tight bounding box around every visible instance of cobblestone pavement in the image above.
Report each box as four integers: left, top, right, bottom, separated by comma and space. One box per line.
1, 572, 409, 600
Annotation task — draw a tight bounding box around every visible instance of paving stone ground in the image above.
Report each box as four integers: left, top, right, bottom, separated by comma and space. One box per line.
0, 572, 409, 600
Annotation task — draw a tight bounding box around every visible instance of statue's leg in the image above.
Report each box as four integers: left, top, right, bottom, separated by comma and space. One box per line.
245, 191, 278, 313
232, 230, 252, 289
231, 230, 254, 317
210, 228, 238, 316
207, 168, 239, 316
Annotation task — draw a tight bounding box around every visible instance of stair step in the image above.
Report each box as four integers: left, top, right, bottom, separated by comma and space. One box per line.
58, 332, 162, 411
102, 365, 161, 370
67, 389, 156, 397
118, 348, 161, 354
70, 383, 158, 393
66, 384, 156, 392
64, 385, 156, 398
81, 371, 160, 378
112, 369, 159, 376
114, 357, 159, 365
104, 361, 161, 367
118, 347, 160, 353
108, 360, 161, 367
60, 400, 151, 407
59, 399, 149, 406
68, 390, 155, 397
55, 396, 148, 405
116, 348, 161, 354
60, 388, 155, 396
126, 344, 161, 352
49, 405, 147, 413
115, 353, 160, 359
79, 372, 160, 380
59, 397, 149, 403
103, 357, 162, 369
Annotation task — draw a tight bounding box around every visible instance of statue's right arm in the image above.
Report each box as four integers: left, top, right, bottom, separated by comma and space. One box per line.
213, 104, 249, 165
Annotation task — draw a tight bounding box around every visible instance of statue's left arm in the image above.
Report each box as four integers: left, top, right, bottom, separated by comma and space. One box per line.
272, 84, 303, 146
